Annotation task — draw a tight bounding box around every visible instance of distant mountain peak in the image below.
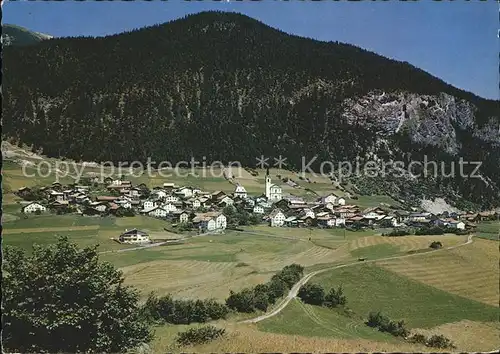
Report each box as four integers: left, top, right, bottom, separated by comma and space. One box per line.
2, 23, 53, 46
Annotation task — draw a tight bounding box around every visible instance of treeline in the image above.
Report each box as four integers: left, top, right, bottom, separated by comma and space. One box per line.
140, 294, 229, 325
226, 264, 304, 313
298, 283, 347, 308
366, 312, 454, 349
384, 226, 469, 237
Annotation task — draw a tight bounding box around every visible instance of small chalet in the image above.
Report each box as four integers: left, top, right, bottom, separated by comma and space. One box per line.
119, 229, 150, 244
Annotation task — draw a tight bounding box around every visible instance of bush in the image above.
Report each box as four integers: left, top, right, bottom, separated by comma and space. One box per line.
266, 278, 288, 303
365, 312, 409, 338
409, 333, 427, 344
429, 241, 442, 249
225, 288, 256, 313
298, 283, 325, 305
3, 237, 152, 353
324, 286, 347, 307
175, 325, 225, 347
426, 334, 455, 349
384, 229, 411, 237
415, 226, 445, 235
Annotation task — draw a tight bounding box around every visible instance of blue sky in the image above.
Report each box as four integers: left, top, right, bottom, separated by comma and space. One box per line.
3, 0, 498, 100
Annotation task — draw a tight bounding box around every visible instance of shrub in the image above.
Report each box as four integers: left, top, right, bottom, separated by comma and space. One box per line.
225, 288, 256, 313
384, 229, 411, 237
324, 286, 347, 308
409, 333, 427, 344
365, 312, 408, 338
298, 283, 325, 305
266, 278, 288, 303
426, 334, 455, 349
175, 325, 225, 347
429, 241, 442, 249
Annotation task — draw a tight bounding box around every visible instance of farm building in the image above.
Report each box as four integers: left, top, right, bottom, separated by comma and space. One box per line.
119, 229, 150, 244
22, 202, 47, 213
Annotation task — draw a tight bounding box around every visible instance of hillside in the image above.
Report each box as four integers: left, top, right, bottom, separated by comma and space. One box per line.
1, 24, 52, 46
2, 11, 499, 209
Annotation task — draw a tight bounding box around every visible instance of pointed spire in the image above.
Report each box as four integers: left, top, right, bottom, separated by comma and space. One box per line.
266, 167, 270, 176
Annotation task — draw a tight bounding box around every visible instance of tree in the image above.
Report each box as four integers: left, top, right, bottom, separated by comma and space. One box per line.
266, 278, 288, 303
2, 237, 152, 353
297, 283, 325, 306
324, 285, 347, 308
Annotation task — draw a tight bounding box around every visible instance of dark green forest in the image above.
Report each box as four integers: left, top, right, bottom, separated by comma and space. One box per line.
3, 11, 499, 208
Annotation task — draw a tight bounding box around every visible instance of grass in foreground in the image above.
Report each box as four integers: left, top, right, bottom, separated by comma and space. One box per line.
312, 263, 498, 328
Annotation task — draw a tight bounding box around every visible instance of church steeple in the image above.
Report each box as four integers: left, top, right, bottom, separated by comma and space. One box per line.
265, 168, 271, 199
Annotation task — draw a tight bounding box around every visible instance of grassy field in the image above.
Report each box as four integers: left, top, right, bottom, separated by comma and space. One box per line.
151, 320, 431, 353
254, 255, 499, 351
476, 221, 499, 240
2, 214, 175, 252
311, 263, 498, 328
375, 238, 499, 306
258, 299, 398, 341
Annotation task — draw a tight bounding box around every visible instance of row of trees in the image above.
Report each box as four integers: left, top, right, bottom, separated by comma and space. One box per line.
384, 226, 469, 237
140, 293, 229, 325
366, 312, 409, 338
225, 264, 304, 313
297, 283, 347, 308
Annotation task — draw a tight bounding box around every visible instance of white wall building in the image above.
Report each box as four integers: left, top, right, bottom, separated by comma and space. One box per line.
22, 202, 47, 213
234, 184, 248, 199
269, 209, 286, 227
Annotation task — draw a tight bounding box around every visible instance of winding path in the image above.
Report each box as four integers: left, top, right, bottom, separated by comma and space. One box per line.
240, 234, 474, 324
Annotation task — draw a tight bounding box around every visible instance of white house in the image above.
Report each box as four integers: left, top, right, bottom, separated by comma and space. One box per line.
234, 184, 248, 199
163, 203, 178, 214
448, 220, 466, 230
153, 190, 167, 199
302, 208, 315, 219
269, 209, 286, 227
179, 212, 190, 223
94, 203, 108, 213
253, 205, 265, 214
148, 207, 167, 218
193, 212, 227, 232
143, 200, 157, 210
337, 197, 346, 206
176, 187, 193, 198
192, 198, 201, 209
119, 229, 150, 244
165, 195, 180, 203
22, 202, 47, 213
49, 191, 65, 202
319, 193, 338, 205
163, 182, 175, 189
219, 196, 234, 206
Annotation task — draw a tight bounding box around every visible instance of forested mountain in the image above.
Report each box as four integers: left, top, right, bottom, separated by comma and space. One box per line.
3, 11, 499, 208
1, 24, 53, 46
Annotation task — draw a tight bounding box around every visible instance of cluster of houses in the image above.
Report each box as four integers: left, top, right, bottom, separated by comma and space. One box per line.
16, 172, 498, 237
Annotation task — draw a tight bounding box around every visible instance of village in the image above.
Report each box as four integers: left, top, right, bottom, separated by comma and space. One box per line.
16, 169, 499, 244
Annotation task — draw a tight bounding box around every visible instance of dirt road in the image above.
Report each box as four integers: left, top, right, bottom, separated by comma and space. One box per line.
240, 235, 473, 324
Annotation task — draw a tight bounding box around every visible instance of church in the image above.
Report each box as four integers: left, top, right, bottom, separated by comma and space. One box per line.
265, 169, 282, 201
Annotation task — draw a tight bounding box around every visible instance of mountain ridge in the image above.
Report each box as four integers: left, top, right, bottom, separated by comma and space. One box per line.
1, 23, 53, 46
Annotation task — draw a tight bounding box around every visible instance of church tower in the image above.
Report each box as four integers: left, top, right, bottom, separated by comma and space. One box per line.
265, 168, 271, 199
